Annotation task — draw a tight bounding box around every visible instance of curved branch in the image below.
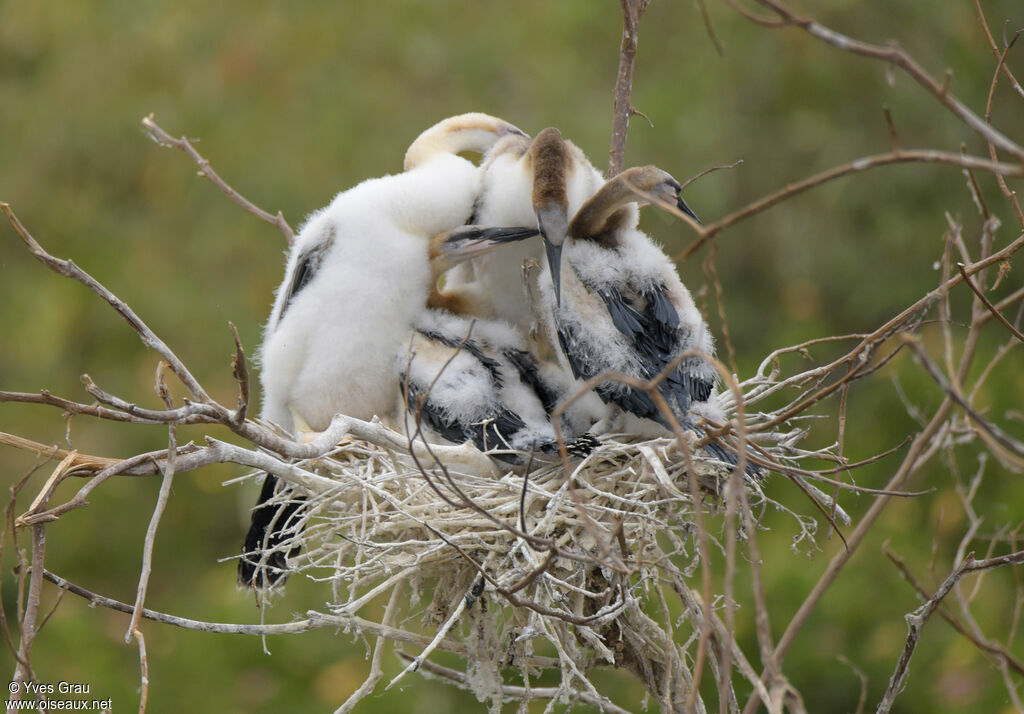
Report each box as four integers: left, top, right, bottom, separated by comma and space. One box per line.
2, 204, 212, 404
677, 149, 1024, 260
141, 116, 295, 245
744, 0, 1024, 161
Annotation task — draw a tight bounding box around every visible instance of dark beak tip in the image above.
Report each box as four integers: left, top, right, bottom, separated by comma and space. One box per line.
677, 197, 701, 225
543, 239, 564, 307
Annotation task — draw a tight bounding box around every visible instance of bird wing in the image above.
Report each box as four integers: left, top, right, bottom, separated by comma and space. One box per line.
501, 347, 561, 415
401, 372, 528, 465
586, 281, 716, 421
401, 328, 528, 464
278, 240, 331, 320
238, 474, 305, 588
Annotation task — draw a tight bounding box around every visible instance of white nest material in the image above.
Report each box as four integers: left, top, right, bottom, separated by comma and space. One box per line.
242, 374, 843, 713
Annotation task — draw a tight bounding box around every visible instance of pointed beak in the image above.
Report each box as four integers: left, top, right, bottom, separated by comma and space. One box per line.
432, 226, 539, 268
676, 195, 701, 225
535, 206, 567, 307
543, 237, 563, 306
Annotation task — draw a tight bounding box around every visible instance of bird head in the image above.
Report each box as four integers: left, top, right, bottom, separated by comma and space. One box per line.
622, 166, 701, 224
529, 128, 571, 305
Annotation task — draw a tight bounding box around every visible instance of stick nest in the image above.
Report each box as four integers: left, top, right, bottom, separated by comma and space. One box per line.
247, 381, 830, 713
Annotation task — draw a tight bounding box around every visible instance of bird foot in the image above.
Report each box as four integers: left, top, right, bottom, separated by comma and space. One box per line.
289, 407, 323, 444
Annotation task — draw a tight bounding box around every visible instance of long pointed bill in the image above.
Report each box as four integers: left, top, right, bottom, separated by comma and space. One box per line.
676, 195, 701, 224
544, 237, 564, 306
435, 226, 539, 261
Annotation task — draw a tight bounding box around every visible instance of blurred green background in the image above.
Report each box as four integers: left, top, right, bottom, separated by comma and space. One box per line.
1, 1, 1022, 712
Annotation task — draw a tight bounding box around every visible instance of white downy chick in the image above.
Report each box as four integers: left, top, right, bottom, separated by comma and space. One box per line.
241, 113, 526, 588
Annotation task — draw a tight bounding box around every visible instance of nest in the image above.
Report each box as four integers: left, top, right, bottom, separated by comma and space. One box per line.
243, 374, 833, 713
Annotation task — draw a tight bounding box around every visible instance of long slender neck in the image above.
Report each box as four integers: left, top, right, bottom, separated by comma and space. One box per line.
530, 129, 570, 216
569, 177, 635, 239
404, 114, 525, 170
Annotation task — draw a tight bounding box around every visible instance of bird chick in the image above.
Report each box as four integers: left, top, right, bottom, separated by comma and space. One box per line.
400, 308, 599, 463
439, 128, 752, 472
241, 114, 526, 588
530, 129, 754, 471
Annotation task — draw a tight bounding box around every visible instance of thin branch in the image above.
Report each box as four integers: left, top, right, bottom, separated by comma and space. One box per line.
333, 582, 403, 714
678, 149, 1024, 260
1, 203, 212, 403
904, 337, 1024, 466
0, 390, 194, 425
745, 0, 1024, 161
884, 546, 1024, 676
41, 569, 518, 660
877, 550, 1024, 713
141, 115, 295, 245
402, 653, 633, 714
957, 263, 1024, 344
228, 322, 250, 426
386, 578, 477, 690
10, 524, 46, 701
132, 627, 149, 714
609, 0, 650, 176
974, 0, 1024, 101
125, 368, 179, 642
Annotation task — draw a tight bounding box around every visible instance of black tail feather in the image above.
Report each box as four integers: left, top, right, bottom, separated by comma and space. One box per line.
680, 419, 761, 479
238, 474, 306, 589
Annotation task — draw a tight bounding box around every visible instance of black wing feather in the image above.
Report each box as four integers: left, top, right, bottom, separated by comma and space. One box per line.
598, 288, 645, 337
401, 374, 526, 465
502, 348, 561, 415
279, 240, 332, 320
415, 329, 503, 387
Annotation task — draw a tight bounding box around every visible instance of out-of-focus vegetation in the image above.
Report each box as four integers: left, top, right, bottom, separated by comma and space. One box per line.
1, 1, 1022, 712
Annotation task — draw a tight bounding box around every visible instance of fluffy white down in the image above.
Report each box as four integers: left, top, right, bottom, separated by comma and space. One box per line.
443, 309, 608, 438
259, 154, 483, 432
402, 331, 500, 424
568, 227, 710, 347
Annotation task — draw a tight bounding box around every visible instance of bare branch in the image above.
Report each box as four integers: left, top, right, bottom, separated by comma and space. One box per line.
957, 263, 1024, 344
877, 550, 1024, 713
228, 322, 250, 426
402, 654, 634, 714
741, 0, 1024, 161
125, 369, 179, 643
678, 149, 1024, 260
608, 0, 650, 176
9, 525, 45, 702
141, 115, 295, 245
2, 203, 212, 403
884, 546, 1024, 677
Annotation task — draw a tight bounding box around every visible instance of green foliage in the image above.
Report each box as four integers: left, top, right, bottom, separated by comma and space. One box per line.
1, 1, 1022, 712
